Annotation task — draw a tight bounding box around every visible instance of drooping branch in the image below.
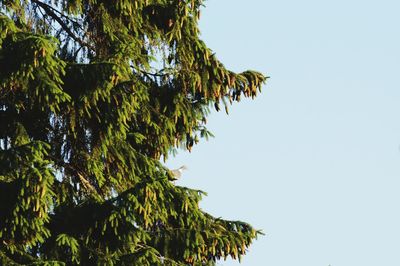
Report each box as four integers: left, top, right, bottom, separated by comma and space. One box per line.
31, 0, 94, 50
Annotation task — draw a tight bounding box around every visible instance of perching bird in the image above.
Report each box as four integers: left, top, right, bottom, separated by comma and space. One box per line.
169, 165, 187, 181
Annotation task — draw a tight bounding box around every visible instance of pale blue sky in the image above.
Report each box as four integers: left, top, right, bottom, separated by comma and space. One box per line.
169, 0, 400, 265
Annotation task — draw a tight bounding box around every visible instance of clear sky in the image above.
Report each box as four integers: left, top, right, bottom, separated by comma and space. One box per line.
168, 0, 400, 265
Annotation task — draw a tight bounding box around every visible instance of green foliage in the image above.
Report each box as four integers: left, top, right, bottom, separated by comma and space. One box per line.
0, 0, 267, 265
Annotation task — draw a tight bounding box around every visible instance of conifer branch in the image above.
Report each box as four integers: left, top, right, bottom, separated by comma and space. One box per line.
31, 0, 94, 50
47, 154, 102, 197
77, 172, 101, 197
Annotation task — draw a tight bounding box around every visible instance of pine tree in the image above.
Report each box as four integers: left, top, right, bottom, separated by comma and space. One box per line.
0, 1, 267, 265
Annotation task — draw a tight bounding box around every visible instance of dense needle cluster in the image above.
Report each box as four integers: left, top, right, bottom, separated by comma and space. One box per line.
0, 0, 267, 265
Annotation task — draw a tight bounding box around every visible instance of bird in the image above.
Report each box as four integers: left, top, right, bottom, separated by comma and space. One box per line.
169, 165, 187, 181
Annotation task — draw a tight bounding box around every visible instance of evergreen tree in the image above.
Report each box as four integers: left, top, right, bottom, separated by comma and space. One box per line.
0, 0, 267, 265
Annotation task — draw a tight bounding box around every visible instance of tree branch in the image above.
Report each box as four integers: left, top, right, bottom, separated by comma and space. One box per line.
31, 0, 94, 50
